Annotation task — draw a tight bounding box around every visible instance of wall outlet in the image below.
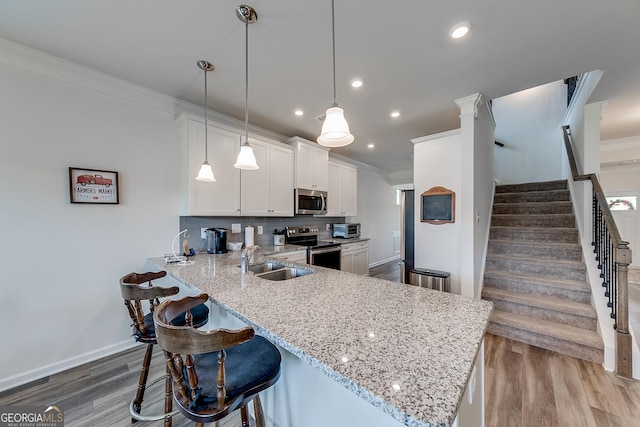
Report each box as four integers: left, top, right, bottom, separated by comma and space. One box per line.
201, 228, 208, 239
257, 226, 263, 235
326, 224, 331, 230
231, 223, 241, 233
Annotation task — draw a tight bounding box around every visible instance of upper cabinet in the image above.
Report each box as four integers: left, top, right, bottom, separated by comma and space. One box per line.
288, 137, 329, 191
240, 138, 294, 216
178, 114, 241, 216
327, 160, 358, 217
178, 113, 293, 217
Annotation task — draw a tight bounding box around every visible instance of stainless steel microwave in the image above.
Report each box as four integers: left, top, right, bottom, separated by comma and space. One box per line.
295, 188, 327, 215
332, 223, 361, 239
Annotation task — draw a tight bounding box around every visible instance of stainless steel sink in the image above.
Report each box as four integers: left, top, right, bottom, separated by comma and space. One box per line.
255, 267, 313, 281
246, 262, 287, 274
244, 262, 313, 280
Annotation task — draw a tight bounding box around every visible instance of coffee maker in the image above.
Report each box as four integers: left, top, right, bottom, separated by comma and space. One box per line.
205, 228, 228, 254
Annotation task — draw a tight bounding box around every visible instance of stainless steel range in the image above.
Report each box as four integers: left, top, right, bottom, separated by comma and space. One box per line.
285, 226, 341, 270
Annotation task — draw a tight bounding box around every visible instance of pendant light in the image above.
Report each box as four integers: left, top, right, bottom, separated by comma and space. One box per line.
195, 60, 216, 182
234, 5, 259, 170
317, 0, 354, 148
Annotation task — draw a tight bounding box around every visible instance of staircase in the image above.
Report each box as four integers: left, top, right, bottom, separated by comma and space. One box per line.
483, 180, 604, 363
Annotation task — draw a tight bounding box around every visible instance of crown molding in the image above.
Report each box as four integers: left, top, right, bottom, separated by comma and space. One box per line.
0, 37, 177, 117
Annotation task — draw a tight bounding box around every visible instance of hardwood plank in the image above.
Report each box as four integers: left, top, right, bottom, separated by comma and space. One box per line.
485, 335, 523, 427
521, 345, 558, 427
548, 352, 597, 427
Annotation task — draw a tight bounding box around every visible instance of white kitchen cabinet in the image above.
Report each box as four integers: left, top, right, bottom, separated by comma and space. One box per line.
327, 161, 358, 216
240, 138, 294, 217
340, 241, 368, 275
289, 136, 329, 191
270, 249, 308, 264
178, 114, 241, 216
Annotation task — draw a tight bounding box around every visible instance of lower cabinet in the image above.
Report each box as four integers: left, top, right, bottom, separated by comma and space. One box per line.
340, 241, 369, 275
269, 249, 307, 264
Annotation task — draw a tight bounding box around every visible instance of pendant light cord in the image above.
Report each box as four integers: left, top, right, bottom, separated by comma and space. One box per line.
244, 17, 249, 146
331, 0, 337, 106
203, 67, 209, 160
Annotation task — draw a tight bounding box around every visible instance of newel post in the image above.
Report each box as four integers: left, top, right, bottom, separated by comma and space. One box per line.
615, 241, 632, 379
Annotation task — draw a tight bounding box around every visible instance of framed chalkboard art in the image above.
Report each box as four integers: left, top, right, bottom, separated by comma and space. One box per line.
420, 186, 455, 224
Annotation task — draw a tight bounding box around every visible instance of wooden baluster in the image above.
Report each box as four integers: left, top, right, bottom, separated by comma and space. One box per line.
167, 353, 189, 401
615, 242, 632, 378
124, 301, 137, 326
217, 350, 226, 407
185, 354, 199, 402
133, 300, 147, 335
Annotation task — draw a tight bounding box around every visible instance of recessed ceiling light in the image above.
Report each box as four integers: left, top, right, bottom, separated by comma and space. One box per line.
449, 21, 471, 39
351, 78, 364, 88
294, 109, 304, 116
367, 143, 375, 149
390, 111, 400, 118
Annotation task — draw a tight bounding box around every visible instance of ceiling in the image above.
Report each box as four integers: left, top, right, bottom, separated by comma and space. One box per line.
1, 0, 639, 175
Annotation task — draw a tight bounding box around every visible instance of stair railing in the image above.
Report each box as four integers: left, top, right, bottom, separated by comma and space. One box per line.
562, 124, 633, 379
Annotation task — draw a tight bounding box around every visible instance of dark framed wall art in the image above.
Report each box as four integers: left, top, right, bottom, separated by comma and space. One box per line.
420, 186, 455, 224
69, 167, 119, 204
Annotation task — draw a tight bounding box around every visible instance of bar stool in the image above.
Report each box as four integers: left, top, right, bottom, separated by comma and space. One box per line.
153, 293, 282, 427
120, 271, 210, 426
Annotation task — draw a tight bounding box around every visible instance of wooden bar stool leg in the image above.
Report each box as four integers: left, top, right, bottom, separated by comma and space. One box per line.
132, 343, 154, 421
253, 395, 265, 427
240, 406, 250, 427
163, 362, 173, 427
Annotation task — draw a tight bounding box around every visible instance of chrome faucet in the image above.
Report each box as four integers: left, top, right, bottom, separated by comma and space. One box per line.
240, 245, 260, 274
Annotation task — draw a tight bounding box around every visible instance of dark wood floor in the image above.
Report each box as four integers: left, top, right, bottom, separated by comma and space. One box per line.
1, 260, 638, 426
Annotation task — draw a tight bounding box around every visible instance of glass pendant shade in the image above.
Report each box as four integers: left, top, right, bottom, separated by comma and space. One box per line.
318, 106, 354, 147
196, 160, 216, 182
234, 144, 259, 170
317, 0, 354, 148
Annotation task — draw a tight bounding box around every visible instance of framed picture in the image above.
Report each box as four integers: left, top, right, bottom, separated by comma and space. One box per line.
69, 167, 119, 204
421, 186, 455, 224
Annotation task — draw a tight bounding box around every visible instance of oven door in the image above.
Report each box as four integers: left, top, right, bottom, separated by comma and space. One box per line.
309, 246, 341, 270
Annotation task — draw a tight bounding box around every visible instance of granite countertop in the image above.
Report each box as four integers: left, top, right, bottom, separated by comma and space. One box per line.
149, 251, 492, 427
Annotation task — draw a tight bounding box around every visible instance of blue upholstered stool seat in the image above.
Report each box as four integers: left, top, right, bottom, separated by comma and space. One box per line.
186, 335, 282, 411
137, 303, 209, 341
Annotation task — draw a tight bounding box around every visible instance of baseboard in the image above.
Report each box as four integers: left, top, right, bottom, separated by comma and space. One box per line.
0, 339, 137, 393
369, 255, 399, 268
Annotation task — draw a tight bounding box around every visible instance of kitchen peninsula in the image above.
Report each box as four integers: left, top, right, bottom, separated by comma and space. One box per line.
148, 250, 492, 427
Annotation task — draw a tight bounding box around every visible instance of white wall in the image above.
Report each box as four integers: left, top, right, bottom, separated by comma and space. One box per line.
412, 94, 495, 298
599, 136, 640, 267
413, 130, 463, 294
493, 81, 567, 184
351, 169, 401, 266
0, 41, 181, 390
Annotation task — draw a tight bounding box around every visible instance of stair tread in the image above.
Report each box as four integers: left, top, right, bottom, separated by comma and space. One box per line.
488, 239, 581, 249
484, 270, 591, 292
486, 253, 585, 269
482, 287, 596, 317
489, 310, 603, 349
490, 225, 576, 232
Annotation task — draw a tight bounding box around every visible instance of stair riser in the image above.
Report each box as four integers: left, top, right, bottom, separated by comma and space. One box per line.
485, 259, 586, 281
487, 244, 583, 261
490, 228, 578, 243
487, 322, 603, 364
494, 191, 570, 204
491, 215, 575, 228
484, 297, 597, 330
495, 181, 568, 193
483, 277, 591, 304
493, 203, 573, 215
